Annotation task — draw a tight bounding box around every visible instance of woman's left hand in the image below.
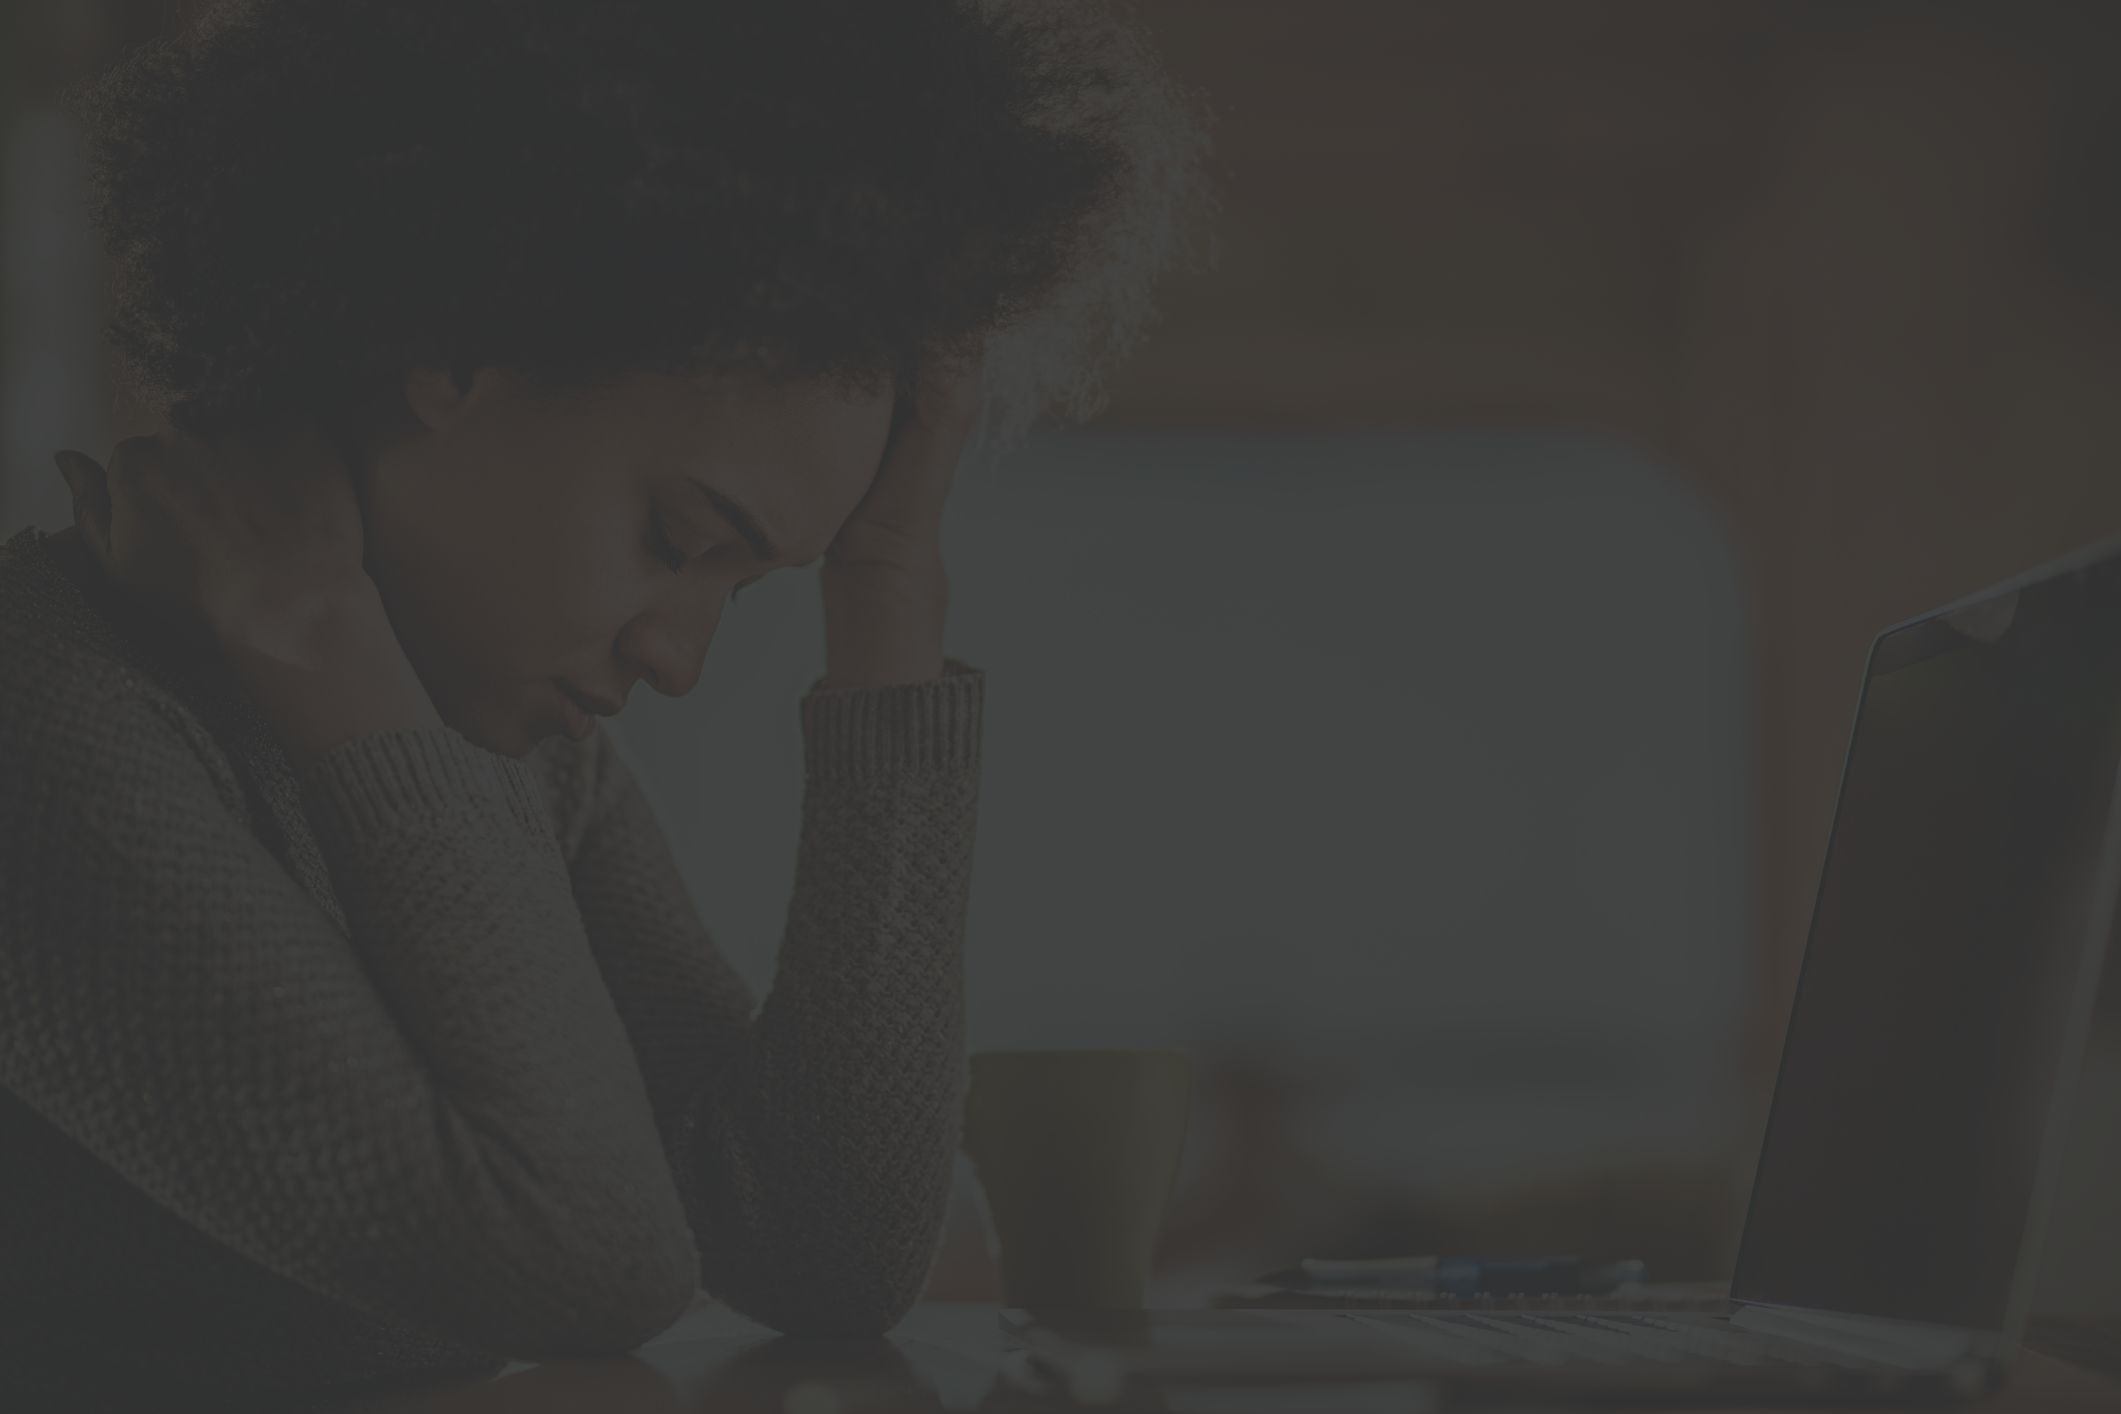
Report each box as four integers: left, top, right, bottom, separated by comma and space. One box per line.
816, 354, 984, 690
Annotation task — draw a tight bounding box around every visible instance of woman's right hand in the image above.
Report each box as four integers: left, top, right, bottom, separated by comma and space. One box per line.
54, 426, 378, 662
55, 427, 445, 764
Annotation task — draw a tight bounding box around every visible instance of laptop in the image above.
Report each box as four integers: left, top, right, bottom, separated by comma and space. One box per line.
1005, 538, 2121, 1405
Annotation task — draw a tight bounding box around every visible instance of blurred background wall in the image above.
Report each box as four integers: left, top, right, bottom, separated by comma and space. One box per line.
6, 0, 2120, 1322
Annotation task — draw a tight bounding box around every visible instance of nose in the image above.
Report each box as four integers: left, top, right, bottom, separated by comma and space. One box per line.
619, 591, 725, 698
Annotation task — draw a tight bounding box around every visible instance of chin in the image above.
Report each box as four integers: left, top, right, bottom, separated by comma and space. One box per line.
443, 703, 541, 760
495, 719, 552, 759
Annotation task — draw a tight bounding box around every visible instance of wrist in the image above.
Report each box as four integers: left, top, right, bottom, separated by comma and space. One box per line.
216, 584, 445, 765
211, 578, 393, 669
818, 556, 948, 691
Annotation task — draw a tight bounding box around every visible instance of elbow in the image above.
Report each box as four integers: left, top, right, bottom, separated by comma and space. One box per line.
427, 1206, 702, 1360
433, 1129, 704, 1359
480, 1255, 701, 1362
363, 1100, 705, 1359
708, 1255, 924, 1348
716, 1261, 926, 1342
695, 1162, 953, 1339
742, 1296, 916, 1343
768, 1290, 918, 1342
513, 1295, 699, 1363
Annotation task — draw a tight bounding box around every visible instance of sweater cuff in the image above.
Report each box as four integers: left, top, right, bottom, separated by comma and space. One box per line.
799, 657, 983, 780
297, 726, 552, 842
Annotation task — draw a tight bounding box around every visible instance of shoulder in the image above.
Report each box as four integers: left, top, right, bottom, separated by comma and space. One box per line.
0, 635, 204, 813
2, 535, 150, 731
0, 530, 234, 806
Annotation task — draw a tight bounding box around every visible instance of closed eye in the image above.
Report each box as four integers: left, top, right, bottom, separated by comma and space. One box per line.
647, 508, 688, 573
653, 508, 764, 601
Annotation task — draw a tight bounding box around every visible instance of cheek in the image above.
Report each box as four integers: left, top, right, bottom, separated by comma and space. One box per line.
495, 500, 663, 660
365, 444, 662, 677
365, 487, 582, 662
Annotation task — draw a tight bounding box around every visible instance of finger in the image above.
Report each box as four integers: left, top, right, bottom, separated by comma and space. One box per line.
112, 432, 224, 535
887, 359, 985, 473
912, 354, 986, 429
852, 419, 970, 538
106, 433, 161, 476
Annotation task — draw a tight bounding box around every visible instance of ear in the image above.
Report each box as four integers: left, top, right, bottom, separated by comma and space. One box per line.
53, 449, 113, 560
402, 364, 486, 434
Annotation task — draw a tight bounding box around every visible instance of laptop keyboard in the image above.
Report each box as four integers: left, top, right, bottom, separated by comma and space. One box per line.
1346, 1311, 1897, 1370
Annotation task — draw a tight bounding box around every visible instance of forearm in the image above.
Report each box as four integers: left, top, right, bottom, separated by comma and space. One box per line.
669, 665, 984, 1335
715, 858, 970, 1331
209, 585, 700, 1349
693, 935, 971, 1334
286, 728, 702, 1352
0, 670, 698, 1359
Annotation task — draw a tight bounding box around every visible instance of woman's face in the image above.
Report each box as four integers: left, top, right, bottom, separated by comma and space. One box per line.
359, 365, 896, 757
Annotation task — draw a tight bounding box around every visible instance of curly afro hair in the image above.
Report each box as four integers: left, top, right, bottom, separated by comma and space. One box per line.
68, 0, 1216, 457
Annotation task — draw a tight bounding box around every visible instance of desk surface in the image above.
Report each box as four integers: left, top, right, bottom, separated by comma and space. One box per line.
331, 1301, 2121, 1414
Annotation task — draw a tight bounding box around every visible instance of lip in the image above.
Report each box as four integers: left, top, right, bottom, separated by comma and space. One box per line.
561, 682, 626, 716
554, 681, 617, 741
554, 685, 593, 742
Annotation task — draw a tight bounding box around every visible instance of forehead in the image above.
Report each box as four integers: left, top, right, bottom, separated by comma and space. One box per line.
630, 370, 895, 559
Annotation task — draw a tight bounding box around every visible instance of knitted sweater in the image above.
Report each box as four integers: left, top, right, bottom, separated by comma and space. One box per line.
0, 524, 983, 1412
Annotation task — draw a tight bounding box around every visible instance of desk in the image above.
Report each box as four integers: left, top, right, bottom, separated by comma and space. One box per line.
336, 1302, 2121, 1414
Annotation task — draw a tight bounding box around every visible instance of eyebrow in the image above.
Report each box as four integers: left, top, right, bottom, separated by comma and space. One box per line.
685, 476, 782, 564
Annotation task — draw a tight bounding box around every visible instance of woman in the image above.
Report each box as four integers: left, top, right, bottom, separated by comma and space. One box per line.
0, 0, 1210, 1407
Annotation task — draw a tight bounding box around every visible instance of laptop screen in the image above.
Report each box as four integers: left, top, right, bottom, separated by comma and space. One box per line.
1730, 550, 2121, 1332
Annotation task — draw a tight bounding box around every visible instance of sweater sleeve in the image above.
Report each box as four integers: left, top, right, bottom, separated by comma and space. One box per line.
562, 658, 984, 1337
0, 667, 700, 1363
